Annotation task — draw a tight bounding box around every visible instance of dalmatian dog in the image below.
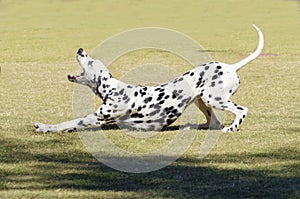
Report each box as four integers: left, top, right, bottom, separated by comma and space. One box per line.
34, 24, 264, 133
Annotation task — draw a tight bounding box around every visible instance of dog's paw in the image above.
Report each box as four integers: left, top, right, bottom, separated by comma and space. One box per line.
33, 122, 46, 132
222, 127, 238, 133
33, 122, 56, 133
222, 127, 230, 133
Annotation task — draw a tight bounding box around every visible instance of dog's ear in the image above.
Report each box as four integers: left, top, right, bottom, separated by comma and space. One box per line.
77, 48, 83, 55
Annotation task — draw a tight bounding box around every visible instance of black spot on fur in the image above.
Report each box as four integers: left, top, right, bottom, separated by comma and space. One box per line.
172, 109, 178, 114
149, 110, 160, 117
144, 97, 152, 103
196, 81, 201, 88
196, 77, 203, 88
157, 92, 165, 101
119, 88, 125, 95
104, 114, 111, 119
168, 114, 175, 118
131, 113, 144, 118
239, 119, 243, 125
166, 119, 175, 125
164, 106, 174, 112
131, 102, 135, 108
215, 97, 222, 101
122, 95, 128, 100
212, 75, 218, 80
139, 88, 147, 97
154, 104, 161, 110
159, 100, 165, 104
237, 106, 244, 110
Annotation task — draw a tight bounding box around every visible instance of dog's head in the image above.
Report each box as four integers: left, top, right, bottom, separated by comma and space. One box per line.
68, 48, 111, 88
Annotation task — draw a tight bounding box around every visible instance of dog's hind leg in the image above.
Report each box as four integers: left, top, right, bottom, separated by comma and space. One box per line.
195, 98, 222, 129
220, 101, 248, 133
205, 98, 248, 133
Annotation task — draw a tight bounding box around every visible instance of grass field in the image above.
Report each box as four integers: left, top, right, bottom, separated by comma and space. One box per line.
0, 0, 300, 198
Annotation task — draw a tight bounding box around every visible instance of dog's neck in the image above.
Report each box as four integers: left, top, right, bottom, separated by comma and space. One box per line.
94, 73, 134, 104
89, 71, 111, 100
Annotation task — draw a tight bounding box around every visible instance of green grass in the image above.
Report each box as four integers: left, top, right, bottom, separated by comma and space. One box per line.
0, 0, 300, 198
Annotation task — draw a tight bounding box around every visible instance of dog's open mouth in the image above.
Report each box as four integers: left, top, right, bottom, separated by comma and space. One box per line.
67, 73, 83, 82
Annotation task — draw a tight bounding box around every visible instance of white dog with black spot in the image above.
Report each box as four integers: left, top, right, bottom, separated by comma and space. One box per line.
34, 24, 264, 133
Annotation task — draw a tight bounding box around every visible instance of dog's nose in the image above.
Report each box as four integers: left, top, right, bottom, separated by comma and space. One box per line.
77, 48, 83, 55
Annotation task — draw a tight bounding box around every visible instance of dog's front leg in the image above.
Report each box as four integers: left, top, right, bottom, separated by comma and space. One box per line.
34, 112, 103, 133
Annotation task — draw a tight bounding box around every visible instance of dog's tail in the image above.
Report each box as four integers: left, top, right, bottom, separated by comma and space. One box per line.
232, 24, 264, 71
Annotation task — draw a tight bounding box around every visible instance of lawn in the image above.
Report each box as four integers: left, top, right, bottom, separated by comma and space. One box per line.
0, 0, 299, 198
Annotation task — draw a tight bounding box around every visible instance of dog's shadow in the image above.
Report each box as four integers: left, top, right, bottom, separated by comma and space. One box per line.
86, 123, 220, 132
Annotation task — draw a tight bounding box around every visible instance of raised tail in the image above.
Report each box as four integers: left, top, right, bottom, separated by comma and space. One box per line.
232, 24, 264, 71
